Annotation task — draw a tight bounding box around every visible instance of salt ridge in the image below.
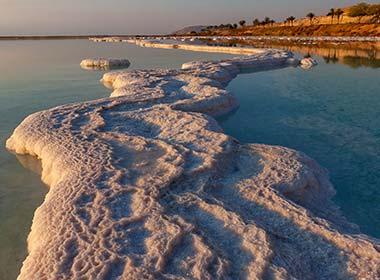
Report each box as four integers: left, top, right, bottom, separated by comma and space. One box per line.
6, 49, 380, 279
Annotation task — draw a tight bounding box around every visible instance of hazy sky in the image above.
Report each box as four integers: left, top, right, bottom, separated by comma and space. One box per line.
0, 0, 378, 35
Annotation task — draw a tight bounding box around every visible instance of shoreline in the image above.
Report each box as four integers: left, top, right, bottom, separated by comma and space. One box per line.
1, 34, 379, 42
132, 39, 271, 55
92, 35, 380, 43
89, 37, 380, 60
6, 45, 380, 279
191, 22, 380, 37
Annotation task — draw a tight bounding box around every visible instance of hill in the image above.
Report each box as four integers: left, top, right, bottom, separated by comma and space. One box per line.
177, 2, 380, 37
172, 25, 207, 35
202, 23, 380, 37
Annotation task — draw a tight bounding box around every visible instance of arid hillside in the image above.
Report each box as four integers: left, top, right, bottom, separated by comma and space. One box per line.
201, 23, 380, 37
178, 2, 380, 37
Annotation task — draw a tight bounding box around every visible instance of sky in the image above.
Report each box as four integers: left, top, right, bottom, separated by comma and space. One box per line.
0, 0, 378, 35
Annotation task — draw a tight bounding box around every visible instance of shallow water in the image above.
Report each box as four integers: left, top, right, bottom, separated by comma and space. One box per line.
0, 39, 235, 280
1, 39, 379, 279
218, 54, 380, 238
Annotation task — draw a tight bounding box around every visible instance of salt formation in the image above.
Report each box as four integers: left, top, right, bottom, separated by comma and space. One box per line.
134, 40, 268, 55
300, 57, 318, 69
80, 58, 130, 70
7, 49, 380, 280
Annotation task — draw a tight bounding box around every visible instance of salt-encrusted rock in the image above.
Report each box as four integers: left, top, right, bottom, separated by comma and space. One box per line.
80, 58, 130, 70
300, 57, 318, 69
7, 49, 380, 280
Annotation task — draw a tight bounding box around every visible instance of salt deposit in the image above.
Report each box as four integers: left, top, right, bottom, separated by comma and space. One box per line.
300, 57, 318, 69
7, 49, 380, 280
135, 40, 268, 55
80, 58, 130, 70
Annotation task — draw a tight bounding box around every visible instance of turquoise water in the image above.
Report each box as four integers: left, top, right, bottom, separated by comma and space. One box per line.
1, 39, 379, 279
219, 56, 380, 238
0, 39, 235, 280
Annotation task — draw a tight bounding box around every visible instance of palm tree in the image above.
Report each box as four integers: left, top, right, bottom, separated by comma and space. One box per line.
288, 16, 296, 26
327, 8, 335, 24
253, 18, 260, 26
348, 3, 370, 23
306, 12, 315, 25
336, 8, 344, 24
239, 20, 246, 27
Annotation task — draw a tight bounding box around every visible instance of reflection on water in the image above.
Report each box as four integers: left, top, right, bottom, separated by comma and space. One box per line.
340, 55, 380, 69
15, 154, 43, 176
275, 43, 380, 69
218, 54, 380, 238
80, 64, 130, 71
202, 39, 380, 68
0, 155, 47, 280
297, 46, 380, 69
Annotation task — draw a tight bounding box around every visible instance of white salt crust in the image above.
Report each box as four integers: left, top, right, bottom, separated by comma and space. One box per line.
80, 59, 130, 70
7, 50, 380, 280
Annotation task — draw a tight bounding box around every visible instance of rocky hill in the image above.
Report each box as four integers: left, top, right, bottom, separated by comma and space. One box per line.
172, 25, 207, 35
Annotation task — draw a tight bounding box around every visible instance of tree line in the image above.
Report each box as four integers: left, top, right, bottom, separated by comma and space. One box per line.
348, 2, 380, 23
200, 2, 380, 32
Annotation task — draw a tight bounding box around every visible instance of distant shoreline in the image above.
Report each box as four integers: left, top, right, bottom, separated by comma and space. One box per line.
1, 34, 379, 42
185, 23, 380, 38
0, 35, 161, 40
0, 35, 129, 40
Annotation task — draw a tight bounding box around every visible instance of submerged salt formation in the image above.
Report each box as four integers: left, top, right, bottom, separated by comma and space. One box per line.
80, 58, 130, 70
7, 49, 380, 280
300, 57, 318, 69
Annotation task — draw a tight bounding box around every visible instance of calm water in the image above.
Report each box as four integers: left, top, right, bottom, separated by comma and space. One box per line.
1, 39, 379, 279
219, 53, 380, 238
0, 39, 235, 280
